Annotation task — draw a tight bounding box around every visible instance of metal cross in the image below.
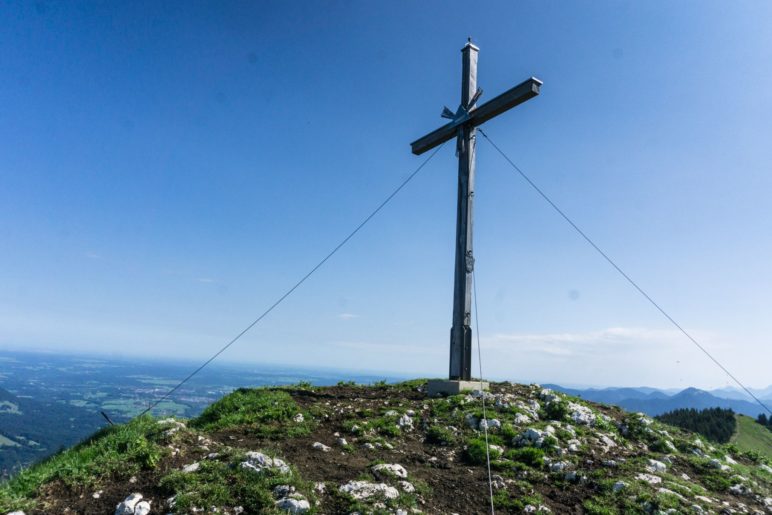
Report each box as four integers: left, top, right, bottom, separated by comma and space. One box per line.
411, 39, 542, 381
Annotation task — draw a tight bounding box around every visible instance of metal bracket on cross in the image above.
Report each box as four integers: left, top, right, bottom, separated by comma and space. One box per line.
441, 88, 483, 155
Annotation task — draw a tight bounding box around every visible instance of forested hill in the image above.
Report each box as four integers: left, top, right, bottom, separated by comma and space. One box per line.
656, 408, 737, 443
0, 387, 104, 478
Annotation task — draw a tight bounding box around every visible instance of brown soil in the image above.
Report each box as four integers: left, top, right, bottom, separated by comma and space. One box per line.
21, 384, 771, 514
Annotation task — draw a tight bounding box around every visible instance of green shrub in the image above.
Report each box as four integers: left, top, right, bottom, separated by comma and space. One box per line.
370, 416, 400, 437
336, 380, 357, 387
465, 438, 502, 465
541, 435, 559, 451
543, 400, 569, 421
426, 425, 456, 446
620, 414, 654, 442
648, 438, 670, 453
158, 451, 304, 512
192, 389, 310, 437
493, 491, 542, 511
701, 472, 731, 492
501, 423, 518, 440
583, 497, 618, 515
505, 447, 545, 468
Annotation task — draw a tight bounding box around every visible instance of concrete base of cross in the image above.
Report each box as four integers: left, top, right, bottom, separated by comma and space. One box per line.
427, 379, 489, 397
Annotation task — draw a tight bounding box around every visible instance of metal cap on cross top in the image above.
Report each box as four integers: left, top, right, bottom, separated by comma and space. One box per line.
410, 40, 541, 389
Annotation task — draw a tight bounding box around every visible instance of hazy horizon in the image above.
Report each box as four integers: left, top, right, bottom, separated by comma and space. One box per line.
1, 347, 769, 393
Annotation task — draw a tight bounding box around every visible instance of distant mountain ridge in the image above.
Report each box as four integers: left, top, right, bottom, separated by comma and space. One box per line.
545, 384, 771, 417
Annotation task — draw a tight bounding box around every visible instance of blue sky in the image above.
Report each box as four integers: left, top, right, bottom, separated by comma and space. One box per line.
1, 1, 771, 389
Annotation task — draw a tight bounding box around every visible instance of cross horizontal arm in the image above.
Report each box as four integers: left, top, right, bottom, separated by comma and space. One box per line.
410, 77, 542, 155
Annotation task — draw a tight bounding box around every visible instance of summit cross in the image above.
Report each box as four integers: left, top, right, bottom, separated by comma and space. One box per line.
411, 39, 542, 385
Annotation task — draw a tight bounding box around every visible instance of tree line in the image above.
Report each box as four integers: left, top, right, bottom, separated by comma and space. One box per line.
655, 407, 736, 443
756, 413, 772, 431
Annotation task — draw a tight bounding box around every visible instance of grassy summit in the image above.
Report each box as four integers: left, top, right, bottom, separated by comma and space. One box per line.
1, 380, 770, 514
732, 414, 772, 459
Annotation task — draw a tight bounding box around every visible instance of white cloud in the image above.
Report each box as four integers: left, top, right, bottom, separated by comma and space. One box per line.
483, 327, 699, 358
337, 313, 359, 321
473, 326, 748, 388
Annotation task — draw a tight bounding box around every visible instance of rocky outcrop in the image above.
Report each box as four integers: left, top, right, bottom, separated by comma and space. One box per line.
115, 493, 150, 515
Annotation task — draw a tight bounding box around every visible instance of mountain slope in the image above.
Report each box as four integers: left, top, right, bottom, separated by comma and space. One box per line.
732, 414, 772, 458
0, 387, 105, 478
549, 385, 767, 418
619, 388, 766, 417
1, 381, 770, 514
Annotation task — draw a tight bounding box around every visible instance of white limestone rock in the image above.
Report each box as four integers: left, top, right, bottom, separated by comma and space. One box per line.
339, 480, 399, 500
240, 451, 290, 475
397, 414, 413, 430
312, 442, 331, 452
568, 402, 596, 426
514, 428, 548, 448
612, 481, 627, 492
646, 459, 667, 473
729, 484, 751, 496
157, 417, 186, 437
539, 388, 560, 403
182, 462, 200, 473
514, 413, 531, 425
398, 481, 415, 493
479, 418, 501, 431
273, 485, 296, 499
637, 413, 653, 425
372, 463, 408, 479
598, 434, 616, 450
549, 461, 569, 472
491, 475, 507, 490
115, 493, 146, 515
293, 413, 305, 423
635, 473, 662, 485
708, 458, 731, 472
275, 497, 310, 513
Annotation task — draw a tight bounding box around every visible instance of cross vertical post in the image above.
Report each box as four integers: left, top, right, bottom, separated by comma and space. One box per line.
410, 40, 541, 394
449, 41, 478, 380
